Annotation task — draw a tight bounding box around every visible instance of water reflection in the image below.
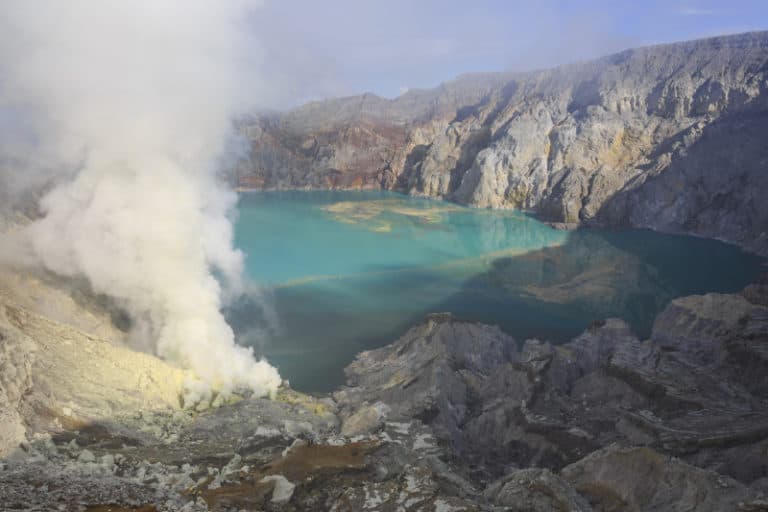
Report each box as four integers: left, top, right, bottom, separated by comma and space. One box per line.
230, 191, 765, 392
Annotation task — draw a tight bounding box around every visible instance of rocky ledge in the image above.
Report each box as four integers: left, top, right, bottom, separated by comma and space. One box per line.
237, 31, 768, 255
3, 273, 768, 510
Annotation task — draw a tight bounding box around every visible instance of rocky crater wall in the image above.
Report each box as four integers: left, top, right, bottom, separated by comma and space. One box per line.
238, 31, 768, 255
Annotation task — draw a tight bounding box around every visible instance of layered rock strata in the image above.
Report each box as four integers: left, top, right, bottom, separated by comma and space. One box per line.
239, 31, 768, 255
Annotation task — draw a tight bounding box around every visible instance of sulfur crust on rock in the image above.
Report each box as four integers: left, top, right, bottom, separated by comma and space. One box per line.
0, 268, 188, 456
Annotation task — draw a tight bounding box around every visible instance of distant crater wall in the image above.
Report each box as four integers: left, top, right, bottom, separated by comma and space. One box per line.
237, 32, 768, 255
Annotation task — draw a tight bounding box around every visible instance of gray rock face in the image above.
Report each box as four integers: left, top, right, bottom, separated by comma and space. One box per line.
240, 31, 768, 255
334, 312, 518, 451
336, 282, 768, 508
484, 468, 593, 511
3, 277, 768, 510
561, 445, 754, 512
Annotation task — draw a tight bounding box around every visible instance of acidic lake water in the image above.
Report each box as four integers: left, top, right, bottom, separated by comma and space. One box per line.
231, 191, 766, 392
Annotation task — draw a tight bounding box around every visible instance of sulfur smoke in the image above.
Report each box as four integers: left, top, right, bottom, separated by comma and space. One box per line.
0, 1, 281, 401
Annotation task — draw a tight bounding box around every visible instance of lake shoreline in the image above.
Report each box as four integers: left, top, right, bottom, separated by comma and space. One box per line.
232, 190, 766, 393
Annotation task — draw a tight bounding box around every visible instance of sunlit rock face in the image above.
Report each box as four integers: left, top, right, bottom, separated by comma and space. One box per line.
0, 269, 187, 456
239, 31, 768, 255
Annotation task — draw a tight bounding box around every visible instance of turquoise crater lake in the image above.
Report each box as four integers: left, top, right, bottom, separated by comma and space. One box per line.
230, 191, 765, 392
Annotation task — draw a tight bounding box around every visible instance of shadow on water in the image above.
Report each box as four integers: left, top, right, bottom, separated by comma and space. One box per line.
434, 228, 765, 344
226, 225, 765, 394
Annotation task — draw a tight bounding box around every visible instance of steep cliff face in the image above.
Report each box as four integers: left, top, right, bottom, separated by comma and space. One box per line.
239, 31, 768, 254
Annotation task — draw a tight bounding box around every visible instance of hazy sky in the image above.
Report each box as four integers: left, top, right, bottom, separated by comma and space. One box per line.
249, 0, 768, 107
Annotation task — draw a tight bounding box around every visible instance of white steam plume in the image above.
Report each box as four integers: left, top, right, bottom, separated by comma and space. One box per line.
0, 1, 281, 401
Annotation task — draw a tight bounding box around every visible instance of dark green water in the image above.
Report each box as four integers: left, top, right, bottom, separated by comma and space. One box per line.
230, 190, 765, 392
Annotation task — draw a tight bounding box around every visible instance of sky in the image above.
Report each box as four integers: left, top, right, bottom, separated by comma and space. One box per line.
248, 0, 768, 107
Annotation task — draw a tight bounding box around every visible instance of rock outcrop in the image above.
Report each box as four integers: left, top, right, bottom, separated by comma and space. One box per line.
239, 31, 768, 255
3, 275, 768, 510
331, 280, 768, 509
0, 269, 187, 456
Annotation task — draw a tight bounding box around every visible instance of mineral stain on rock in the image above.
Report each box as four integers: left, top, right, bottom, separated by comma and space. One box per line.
199, 442, 377, 510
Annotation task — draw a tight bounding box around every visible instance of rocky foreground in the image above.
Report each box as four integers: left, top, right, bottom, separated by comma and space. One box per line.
238, 31, 768, 255
2, 267, 768, 511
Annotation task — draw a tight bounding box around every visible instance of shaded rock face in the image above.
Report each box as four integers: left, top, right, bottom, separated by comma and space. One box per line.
482, 468, 593, 511
239, 31, 768, 255
561, 445, 755, 512
3, 276, 768, 510
336, 283, 768, 507
335, 313, 518, 452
